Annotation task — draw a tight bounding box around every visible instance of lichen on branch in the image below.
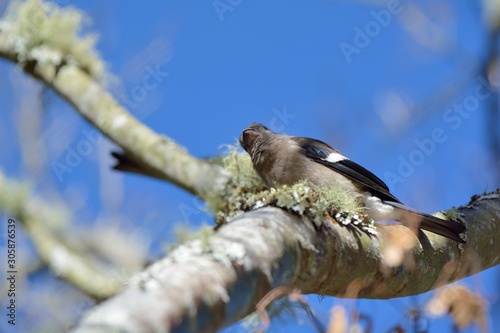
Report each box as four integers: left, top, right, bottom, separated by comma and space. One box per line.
212, 144, 377, 236
0, 0, 105, 80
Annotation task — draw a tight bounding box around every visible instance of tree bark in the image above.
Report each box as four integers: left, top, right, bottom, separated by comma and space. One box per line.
70, 191, 500, 333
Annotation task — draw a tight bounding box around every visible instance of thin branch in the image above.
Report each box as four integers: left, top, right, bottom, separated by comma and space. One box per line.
0, 171, 122, 300
0, 29, 229, 199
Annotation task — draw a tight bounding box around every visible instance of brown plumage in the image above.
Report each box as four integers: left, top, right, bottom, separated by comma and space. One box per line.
240, 123, 466, 243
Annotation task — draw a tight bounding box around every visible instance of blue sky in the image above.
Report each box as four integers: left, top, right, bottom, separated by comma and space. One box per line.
0, 0, 499, 332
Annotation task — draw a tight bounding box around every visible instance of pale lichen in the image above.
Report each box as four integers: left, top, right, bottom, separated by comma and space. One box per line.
0, 170, 70, 229
443, 207, 465, 223
220, 142, 265, 189
0, 0, 105, 81
212, 144, 377, 236
174, 224, 214, 251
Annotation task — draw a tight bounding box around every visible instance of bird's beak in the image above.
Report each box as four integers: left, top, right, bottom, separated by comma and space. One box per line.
240, 128, 259, 152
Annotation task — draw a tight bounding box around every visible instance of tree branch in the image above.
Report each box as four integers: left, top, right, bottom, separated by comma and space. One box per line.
0, 171, 122, 300
0, 28, 228, 198
70, 191, 500, 333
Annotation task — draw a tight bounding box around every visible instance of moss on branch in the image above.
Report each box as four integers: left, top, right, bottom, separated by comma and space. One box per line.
0, 0, 105, 80
211, 144, 377, 236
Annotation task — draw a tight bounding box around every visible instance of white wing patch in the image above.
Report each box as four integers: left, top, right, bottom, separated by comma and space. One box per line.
324, 152, 347, 163
364, 194, 397, 221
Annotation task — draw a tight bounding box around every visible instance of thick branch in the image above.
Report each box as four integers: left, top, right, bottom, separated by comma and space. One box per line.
71, 191, 500, 333
0, 31, 228, 198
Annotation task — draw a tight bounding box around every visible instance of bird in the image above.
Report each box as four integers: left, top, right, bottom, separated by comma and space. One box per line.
239, 122, 466, 243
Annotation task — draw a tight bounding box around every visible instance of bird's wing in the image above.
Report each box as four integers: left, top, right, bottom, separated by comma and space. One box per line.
292, 137, 466, 242
294, 137, 401, 203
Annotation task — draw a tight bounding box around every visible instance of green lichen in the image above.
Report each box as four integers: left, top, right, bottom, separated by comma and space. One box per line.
174, 224, 214, 249
220, 143, 265, 189
443, 207, 465, 223
0, 0, 105, 81
0, 171, 70, 230
316, 183, 361, 213
204, 143, 265, 214
212, 144, 377, 236
164, 224, 215, 255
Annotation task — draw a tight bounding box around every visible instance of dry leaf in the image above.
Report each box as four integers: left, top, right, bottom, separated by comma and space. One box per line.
327, 306, 348, 333
426, 285, 487, 332
381, 226, 418, 267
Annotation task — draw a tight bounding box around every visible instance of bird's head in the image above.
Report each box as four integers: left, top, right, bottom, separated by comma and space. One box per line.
239, 123, 272, 154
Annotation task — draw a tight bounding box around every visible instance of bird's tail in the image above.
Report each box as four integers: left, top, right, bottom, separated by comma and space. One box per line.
384, 201, 466, 243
